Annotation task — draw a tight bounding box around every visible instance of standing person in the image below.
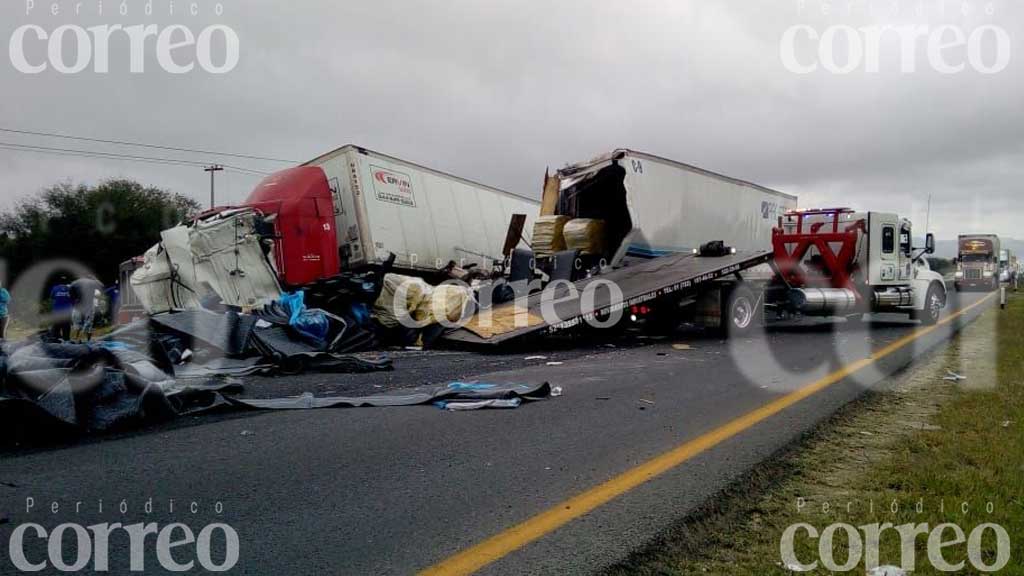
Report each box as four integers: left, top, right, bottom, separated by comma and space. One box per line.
0, 281, 10, 340
49, 277, 73, 341
70, 275, 104, 342
104, 281, 121, 325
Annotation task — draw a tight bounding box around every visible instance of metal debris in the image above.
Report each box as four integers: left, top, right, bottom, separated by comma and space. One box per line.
942, 370, 966, 381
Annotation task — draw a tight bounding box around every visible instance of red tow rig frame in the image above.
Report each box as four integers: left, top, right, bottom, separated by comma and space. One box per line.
771, 208, 866, 293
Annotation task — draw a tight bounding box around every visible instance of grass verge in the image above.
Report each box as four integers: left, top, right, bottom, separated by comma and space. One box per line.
605, 294, 1023, 575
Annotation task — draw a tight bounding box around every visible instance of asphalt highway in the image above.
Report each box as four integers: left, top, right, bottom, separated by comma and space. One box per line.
0, 290, 995, 575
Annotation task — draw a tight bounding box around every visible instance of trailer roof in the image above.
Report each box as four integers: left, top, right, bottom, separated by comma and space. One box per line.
304, 145, 541, 205
559, 149, 797, 202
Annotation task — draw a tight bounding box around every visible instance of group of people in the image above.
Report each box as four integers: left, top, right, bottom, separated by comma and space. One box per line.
0, 276, 121, 342
49, 276, 120, 343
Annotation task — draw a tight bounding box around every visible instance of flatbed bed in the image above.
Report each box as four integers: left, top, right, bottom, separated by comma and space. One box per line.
441, 250, 774, 347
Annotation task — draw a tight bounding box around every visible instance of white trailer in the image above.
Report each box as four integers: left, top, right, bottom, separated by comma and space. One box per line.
246, 145, 539, 288
443, 150, 801, 345
550, 149, 797, 259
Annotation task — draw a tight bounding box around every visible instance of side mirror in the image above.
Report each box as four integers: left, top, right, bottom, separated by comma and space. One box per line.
925, 233, 936, 255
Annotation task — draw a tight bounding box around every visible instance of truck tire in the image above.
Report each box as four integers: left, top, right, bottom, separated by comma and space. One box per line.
723, 285, 762, 338
913, 284, 944, 326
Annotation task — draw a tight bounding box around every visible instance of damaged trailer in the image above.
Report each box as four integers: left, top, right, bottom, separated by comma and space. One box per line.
130, 146, 539, 324
443, 149, 799, 345
245, 145, 540, 287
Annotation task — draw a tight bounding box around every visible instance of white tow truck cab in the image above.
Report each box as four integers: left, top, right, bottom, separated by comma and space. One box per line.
769, 209, 947, 325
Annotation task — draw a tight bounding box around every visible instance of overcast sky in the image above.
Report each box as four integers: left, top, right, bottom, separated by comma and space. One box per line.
2, 0, 1022, 242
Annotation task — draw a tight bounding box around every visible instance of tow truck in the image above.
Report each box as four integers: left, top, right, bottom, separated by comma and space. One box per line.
441, 207, 945, 347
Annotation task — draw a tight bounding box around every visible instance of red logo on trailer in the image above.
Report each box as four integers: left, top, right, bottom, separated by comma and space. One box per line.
373, 170, 411, 189
371, 165, 416, 207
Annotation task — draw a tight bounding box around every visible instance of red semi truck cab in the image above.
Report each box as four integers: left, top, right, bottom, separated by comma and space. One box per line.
246, 166, 341, 287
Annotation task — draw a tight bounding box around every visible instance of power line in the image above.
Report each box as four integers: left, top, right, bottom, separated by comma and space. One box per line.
0, 127, 301, 164
0, 141, 272, 176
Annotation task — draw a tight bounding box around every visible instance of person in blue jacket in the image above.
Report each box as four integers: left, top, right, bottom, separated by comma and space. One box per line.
50, 276, 73, 341
0, 281, 10, 340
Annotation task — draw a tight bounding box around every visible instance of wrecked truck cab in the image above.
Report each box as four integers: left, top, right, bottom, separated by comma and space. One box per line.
130, 208, 283, 315
246, 166, 342, 287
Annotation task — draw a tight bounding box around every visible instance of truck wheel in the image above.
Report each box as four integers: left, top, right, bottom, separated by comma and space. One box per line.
914, 284, 943, 326
724, 285, 762, 338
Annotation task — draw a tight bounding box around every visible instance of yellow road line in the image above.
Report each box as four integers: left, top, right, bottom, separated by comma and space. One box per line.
420, 293, 996, 576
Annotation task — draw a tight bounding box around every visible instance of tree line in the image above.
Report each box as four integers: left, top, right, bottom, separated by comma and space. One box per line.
0, 179, 200, 311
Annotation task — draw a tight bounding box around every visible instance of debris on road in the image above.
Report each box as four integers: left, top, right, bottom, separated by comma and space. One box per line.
868, 566, 907, 576
232, 381, 555, 411
0, 290, 396, 438
436, 398, 523, 411
551, 386, 564, 397
942, 369, 967, 381
672, 343, 692, 350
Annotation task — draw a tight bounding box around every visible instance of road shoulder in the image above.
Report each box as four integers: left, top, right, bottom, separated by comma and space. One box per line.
603, 293, 1020, 575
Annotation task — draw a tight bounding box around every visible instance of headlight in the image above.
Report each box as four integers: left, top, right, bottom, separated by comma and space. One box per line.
983, 270, 994, 278
955, 271, 964, 278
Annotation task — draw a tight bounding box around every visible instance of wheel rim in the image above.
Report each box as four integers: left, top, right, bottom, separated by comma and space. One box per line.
733, 296, 753, 329
929, 293, 942, 320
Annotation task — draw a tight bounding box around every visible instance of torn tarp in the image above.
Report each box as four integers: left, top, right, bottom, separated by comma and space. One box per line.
150, 310, 258, 357
230, 381, 553, 410
0, 341, 240, 435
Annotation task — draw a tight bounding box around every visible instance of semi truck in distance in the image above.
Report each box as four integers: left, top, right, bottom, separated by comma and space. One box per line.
955, 234, 1001, 292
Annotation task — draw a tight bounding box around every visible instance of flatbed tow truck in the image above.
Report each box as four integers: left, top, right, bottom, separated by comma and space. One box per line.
442, 248, 773, 346
442, 207, 945, 348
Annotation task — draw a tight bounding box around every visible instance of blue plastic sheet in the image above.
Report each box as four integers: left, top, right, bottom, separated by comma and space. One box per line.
278, 291, 330, 349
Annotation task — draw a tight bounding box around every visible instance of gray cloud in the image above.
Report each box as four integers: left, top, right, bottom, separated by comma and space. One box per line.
2, 0, 1022, 243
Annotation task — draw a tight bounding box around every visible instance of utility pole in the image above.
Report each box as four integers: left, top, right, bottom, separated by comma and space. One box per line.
204, 164, 224, 209
925, 193, 932, 233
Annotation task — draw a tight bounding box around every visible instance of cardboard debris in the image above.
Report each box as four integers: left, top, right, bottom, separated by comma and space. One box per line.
532, 215, 571, 258
462, 306, 545, 339
563, 218, 607, 256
